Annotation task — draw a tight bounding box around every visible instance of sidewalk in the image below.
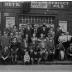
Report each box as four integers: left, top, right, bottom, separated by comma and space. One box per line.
16, 61, 72, 65
44, 61, 72, 65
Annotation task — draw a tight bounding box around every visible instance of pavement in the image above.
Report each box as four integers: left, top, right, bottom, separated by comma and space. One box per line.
0, 65, 72, 72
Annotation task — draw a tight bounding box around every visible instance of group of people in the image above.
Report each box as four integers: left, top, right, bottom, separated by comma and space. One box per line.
0, 23, 72, 64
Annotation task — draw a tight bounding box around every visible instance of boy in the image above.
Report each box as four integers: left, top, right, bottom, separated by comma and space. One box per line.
33, 50, 41, 64
24, 51, 30, 65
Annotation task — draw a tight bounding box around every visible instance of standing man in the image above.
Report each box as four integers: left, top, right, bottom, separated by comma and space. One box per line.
1, 32, 10, 49
54, 26, 63, 47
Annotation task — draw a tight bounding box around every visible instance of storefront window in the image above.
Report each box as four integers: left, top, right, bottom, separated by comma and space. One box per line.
19, 16, 55, 24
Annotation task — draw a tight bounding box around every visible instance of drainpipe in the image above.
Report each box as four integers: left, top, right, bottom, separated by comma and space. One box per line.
1, 2, 4, 35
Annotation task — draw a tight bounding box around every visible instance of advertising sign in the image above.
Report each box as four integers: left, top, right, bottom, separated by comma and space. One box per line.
6, 17, 15, 28
31, 1, 47, 8
47, 1, 69, 9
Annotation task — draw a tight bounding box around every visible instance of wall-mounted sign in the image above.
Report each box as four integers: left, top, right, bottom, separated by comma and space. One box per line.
4, 1, 70, 9
59, 21, 67, 32
4, 2, 22, 8
6, 17, 15, 28
47, 1, 69, 9
31, 1, 47, 8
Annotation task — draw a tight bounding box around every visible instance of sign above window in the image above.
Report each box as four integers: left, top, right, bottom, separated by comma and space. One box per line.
47, 1, 69, 9
4, 2, 22, 8
4, 2, 70, 9
31, 1, 47, 9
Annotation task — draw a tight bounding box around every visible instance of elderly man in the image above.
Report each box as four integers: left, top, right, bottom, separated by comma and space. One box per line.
1, 46, 11, 64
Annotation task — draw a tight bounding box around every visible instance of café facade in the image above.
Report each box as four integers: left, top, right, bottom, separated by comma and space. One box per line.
0, 1, 72, 34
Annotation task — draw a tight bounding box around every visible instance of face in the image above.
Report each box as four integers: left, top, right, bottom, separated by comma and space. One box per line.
61, 33, 64, 36
26, 34, 28, 38
16, 32, 18, 35
10, 33, 13, 36
41, 33, 44, 38
23, 39, 26, 42
30, 49, 33, 53
4, 32, 7, 36
33, 33, 36, 37
14, 26, 16, 29
27, 26, 30, 30
70, 44, 72, 50
24, 49, 27, 52
13, 38, 17, 43
34, 51, 37, 54
43, 27, 45, 30
46, 51, 48, 54
4, 47, 8, 51
70, 45, 72, 48
50, 28, 53, 31
19, 32, 21, 35
66, 32, 69, 35
25, 51, 28, 55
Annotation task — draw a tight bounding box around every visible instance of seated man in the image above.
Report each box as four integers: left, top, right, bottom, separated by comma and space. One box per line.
29, 49, 34, 64
58, 32, 72, 48
0, 41, 2, 60
40, 50, 48, 62
58, 32, 72, 43
33, 50, 41, 64
66, 43, 72, 60
10, 37, 19, 63
17, 47, 24, 62
1, 47, 11, 64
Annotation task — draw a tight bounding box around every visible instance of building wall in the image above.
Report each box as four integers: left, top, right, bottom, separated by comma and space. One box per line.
0, 2, 72, 34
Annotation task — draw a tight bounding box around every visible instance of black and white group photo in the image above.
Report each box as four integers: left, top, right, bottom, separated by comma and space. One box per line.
0, 1, 72, 72
0, 1, 72, 65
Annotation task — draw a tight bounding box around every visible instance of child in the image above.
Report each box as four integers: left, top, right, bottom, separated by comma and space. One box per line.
29, 49, 34, 64
33, 50, 41, 64
24, 51, 30, 65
